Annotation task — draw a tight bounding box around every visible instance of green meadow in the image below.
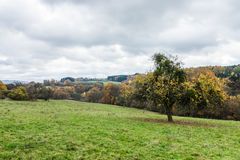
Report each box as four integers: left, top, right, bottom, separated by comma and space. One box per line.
0, 100, 240, 160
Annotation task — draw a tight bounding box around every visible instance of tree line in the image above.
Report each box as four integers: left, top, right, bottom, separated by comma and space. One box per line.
0, 53, 240, 122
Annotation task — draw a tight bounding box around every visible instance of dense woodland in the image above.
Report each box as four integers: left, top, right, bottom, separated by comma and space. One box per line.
1, 53, 240, 121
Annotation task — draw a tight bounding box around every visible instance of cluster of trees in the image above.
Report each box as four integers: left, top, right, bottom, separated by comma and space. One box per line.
81, 54, 240, 121
1, 53, 240, 122
57, 54, 240, 121
0, 82, 52, 101
43, 76, 123, 87
118, 55, 239, 121
0, 80, 119, 103
192, 65, 240, 95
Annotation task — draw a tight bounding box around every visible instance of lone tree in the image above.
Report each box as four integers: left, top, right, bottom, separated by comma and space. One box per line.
39, 86, 52, 101
148, 53, 186, 122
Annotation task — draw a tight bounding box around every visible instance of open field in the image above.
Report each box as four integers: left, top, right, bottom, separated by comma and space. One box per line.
0, 100, 240, 160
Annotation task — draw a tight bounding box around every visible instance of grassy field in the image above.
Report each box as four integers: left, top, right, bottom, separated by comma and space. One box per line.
0, 100, 240, 160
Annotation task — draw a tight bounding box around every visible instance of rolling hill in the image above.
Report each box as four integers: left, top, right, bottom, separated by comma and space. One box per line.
0, 100, 239, 159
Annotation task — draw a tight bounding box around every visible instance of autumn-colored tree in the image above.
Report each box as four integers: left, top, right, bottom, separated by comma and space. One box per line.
132, 74, 149, 102
0, 81, 7, 99
52, 87, 70, 99
222, 96, 240, 120
177, 81, 197, 116
38, 86, 52, 101
129, 73, 156, 110
194, 72, 228, 117
64, 86, 75, 95
85, 87, 103, 103
8, 86, 28, 100
118, 82, 134, 106
179, 69, 228, 118
147, 53, 186, 122
26, 82, 43, 100
0, 81, 7, 91
74, 84, 85, 94
101, 83, 120, 104
227, 66, 240, 95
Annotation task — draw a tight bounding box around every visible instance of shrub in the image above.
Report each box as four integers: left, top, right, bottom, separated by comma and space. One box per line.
101, 83, 120, 105
38, 86, 52, 101
52, 88, 70, 99
26, 82, 41, 100
85, 87, 102, 103
0, 91, 5, 99
222, 96, 240, 120
8, 86, 28, 100
71, 93, 82, 101
0, 81, 7, 91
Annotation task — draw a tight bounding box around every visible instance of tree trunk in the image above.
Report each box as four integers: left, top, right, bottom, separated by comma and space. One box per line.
166, 105, 174, 122
167, 114, 173, 122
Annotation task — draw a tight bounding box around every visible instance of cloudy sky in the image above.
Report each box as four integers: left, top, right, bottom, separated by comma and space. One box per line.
1, 0, 240, 81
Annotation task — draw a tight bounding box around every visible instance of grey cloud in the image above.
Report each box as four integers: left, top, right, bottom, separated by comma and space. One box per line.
33, 0, 223, 52
0, 0, 240, 80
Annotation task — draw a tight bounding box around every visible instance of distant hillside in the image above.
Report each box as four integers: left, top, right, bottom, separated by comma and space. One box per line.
186, 65, 240, 79
107, 73, 142, 82
1, 80, 28, 84
107, 75, 128, 82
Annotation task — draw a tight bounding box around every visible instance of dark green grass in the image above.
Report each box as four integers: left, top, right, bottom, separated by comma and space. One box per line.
0, 100, 240, 160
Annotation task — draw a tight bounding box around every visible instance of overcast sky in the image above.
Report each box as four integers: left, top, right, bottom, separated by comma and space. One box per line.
1, 0, 240, 81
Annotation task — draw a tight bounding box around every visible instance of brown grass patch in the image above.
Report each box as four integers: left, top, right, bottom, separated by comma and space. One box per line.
131, 117, 226, 128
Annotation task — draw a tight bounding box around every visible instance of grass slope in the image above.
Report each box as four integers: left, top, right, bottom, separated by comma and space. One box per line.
0, 100, 240, 160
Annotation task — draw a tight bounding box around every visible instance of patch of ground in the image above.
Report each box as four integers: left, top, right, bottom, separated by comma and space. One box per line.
131, 117, 230, 128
